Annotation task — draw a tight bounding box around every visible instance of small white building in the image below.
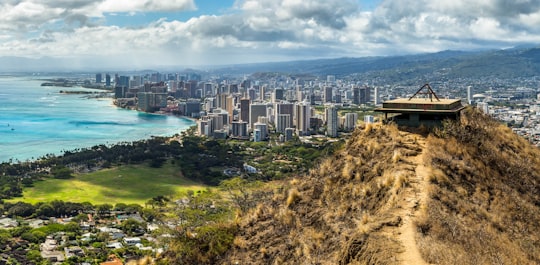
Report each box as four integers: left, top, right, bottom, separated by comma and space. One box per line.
124, 237, 142, 246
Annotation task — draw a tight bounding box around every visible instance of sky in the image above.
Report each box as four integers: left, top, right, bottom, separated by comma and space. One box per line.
0, 0, 539, 69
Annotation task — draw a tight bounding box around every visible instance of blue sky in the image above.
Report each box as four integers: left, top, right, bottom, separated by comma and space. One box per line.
0, 0, 538, 69
104, 0, 237, 27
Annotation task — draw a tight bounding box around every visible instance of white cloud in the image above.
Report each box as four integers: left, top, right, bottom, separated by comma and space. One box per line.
97, 0, 196, 13
1, 0, 540, 67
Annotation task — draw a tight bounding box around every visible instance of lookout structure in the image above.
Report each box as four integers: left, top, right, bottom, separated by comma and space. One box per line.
375, 84, 465, 128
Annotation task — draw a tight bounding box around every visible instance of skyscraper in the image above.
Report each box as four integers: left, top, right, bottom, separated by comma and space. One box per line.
352, 86, 360, 105
240, 98, 250, 122
373, 87, 381, 105
344, 113, 358, 131
250, 103, 267, 129
360, 87, 371, 104
259, 86, 266, 102
276, 114, 291, 134
326, 105, 338, 137
273, 88, 284, 102
105, 74, 111, 87
324, 86, 333, 103
275, 102, 294, 131
96, 73, 102, 84
295, 101, 311, 136
467, 86, 473, 104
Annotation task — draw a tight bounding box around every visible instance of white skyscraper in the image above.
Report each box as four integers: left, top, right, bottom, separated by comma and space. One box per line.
344, 113, 358, 131
374, 87, 381, 105
295, 101, 311, 136
326, 105, 338, 137
467, 86, 473, 104
477, 102, 489, 114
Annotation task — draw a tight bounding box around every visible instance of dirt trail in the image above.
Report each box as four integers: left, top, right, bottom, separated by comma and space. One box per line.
396, 137, 429, 265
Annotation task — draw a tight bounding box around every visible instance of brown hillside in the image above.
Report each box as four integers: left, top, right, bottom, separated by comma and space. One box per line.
417, 108, 540, 264
222, 107, 540, 265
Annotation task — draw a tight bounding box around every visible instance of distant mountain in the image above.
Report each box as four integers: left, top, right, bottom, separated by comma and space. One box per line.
211, 47, 540, 80
2, 46, 540, 79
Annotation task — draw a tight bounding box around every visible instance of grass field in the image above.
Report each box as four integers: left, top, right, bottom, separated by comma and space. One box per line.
10, 163, 207, 205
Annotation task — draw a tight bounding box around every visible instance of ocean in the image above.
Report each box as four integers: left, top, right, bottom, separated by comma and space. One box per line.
0, 75, 195, 163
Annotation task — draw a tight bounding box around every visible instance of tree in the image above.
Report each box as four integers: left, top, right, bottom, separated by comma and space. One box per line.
96, 204, 113, 216
114, 203, 128, 212
121, 218, 145, 236
36, 203, 54, 217
7, 202, 35, 217
220, 177, 262, 212
51, 165, 73, 179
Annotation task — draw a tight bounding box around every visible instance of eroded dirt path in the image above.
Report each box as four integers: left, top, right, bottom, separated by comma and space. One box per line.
397, 136, 429, 265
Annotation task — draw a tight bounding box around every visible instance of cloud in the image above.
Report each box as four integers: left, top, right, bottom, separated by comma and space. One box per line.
1, 0, 540, 67
97, 0, 196, 13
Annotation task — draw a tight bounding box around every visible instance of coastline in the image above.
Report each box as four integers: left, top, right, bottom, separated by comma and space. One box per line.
0, 81, 195, 164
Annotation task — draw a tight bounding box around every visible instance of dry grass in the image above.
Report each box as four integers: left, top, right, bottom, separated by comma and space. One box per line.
221, 108, 540, 265
222, 123, 422, 264
417, 107, 540, 265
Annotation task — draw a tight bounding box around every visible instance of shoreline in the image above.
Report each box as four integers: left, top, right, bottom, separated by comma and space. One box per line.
1, 84, 196, 164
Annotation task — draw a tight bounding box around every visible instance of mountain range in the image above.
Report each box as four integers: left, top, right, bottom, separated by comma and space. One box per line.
1, 46, 540, 81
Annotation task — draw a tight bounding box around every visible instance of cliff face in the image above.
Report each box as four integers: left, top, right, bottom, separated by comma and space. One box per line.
222, 107, 540, 265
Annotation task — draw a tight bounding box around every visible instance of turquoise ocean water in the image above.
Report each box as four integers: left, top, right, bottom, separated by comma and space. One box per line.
0, 76, 195, 163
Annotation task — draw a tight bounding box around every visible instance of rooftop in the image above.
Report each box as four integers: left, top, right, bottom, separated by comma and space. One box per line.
375, 84, 465, 113
384, 98, 461, 105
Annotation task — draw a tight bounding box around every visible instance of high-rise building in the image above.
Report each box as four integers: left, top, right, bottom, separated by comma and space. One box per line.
204, 83, 213, 97
105, 74, 111, 87
259, 86, 266, 102
240, 98, 250, 122
324, 86, 333, 103
137, 92, 167, 112
352, 86, 360, 105
225, 95, 235, 123
296, 86, 303, 101
276, 114, 291, 134
273, 88, 284, 102
114, 86, 127, 99
373, 87, 381, 105
185, 101, 201, 117
248, 88, 256, 101
96, 73, 102, 84
118, 76, 130, 88
360, 87, 371, 104
477, 102, 489, 114
228, 84, 239, 94
344, 113, 358, 131
467, 86, 473, 104
275, 102, 294, 130
326, 105, 338, 137
231, 121, 249, 139
137, 92, 152, 112
254, 122, 268, 141
249, 103, 267, 129
198, 118, 210, 136
295, 101, 311, 136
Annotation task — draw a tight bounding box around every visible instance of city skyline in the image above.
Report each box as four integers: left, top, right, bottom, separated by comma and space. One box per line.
1, 0, 539, 69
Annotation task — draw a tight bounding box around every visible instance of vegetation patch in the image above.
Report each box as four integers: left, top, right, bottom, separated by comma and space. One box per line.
8, 163, 206, 205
